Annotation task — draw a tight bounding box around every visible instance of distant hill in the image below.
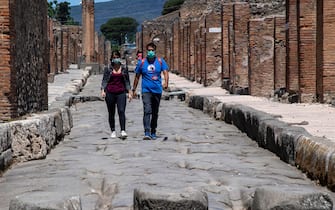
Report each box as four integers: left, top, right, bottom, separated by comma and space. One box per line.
70, 0, 166, 33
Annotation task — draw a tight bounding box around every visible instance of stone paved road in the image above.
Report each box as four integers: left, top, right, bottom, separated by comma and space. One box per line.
0, 73, 334, 209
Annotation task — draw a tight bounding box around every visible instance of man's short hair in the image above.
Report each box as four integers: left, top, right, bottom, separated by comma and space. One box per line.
146, 42, 156, 50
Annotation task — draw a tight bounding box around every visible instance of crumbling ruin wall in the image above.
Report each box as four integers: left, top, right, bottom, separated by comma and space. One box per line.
0, 0, 49, 121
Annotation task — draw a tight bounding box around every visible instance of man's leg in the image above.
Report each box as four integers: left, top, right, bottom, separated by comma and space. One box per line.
150, 93, 162, 136
142, 92, 152, 136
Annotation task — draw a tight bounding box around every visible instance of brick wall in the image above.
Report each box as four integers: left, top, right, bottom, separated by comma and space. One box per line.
221, 3, 234, 90
138, 0, 335, 105
189, 21, 197, 81
48, 18, 56, 77
171, 20, 180, 72
0, 0, 17, 120
47, 23, 82, 78
274, 16, 286, 90
249, 17, 275, 97
0, 0, 49, 121
322, 0, 335, 103
298, 0, 318, 103
286, 0, 299, 93
62, 28, 69, 71
82, 0, 95, 63
204, 10, 222, 87
181, 24, 187, 77
194, 28, 201, 83
67, 25, 82, 65
199, 18, 206, 85
232, 3, 250, 92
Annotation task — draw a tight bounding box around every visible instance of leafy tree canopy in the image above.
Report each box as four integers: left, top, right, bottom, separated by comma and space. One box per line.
100, 17, 138, 46
48, 0, 78, 25
161, 0, 185, 15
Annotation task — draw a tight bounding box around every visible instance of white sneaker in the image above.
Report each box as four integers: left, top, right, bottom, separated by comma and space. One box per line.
110, 131, 116, 138
120, 130, 127, 138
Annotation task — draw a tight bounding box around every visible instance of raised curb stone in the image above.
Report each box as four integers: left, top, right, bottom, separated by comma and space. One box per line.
187, 94, 335, 192
9, 192, 82, 210
133, 188, 208, 210
251, 186, 333, 210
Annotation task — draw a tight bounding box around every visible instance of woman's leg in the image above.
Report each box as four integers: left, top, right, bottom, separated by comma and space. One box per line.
105, 92, 117, 131
116, 92, 127, 131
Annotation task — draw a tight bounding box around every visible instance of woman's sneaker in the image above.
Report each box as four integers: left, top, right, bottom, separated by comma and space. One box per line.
150, 133, 157, 140
120, 130, 127, 138
110, 131, 117, 138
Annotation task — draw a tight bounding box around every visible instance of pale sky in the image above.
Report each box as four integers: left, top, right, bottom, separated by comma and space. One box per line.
52, 0, 112, 6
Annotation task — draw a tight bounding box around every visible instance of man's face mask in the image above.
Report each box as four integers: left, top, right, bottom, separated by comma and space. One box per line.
147, 50, 155, 59
112, 58, 121, 64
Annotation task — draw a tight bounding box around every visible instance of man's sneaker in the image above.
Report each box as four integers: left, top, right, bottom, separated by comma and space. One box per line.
120, 130, 127, 138
143, 132, 151, 140
150, 133, 157, 140
110, 131, 116, 138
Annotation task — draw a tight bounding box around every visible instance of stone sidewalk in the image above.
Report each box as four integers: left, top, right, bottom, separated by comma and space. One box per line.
168, 73, 335, 191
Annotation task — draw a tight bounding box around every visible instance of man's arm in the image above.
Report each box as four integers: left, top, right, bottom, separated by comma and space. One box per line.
163, 70, 169, 90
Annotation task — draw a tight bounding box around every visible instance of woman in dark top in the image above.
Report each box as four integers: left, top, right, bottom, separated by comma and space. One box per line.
101, 50, 132, 139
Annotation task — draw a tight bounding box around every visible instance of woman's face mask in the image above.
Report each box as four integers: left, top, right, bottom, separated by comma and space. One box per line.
147, 50, 155, 59
112, 58, 121, 64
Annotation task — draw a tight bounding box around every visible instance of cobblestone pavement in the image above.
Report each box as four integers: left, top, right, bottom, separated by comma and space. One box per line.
0, 73, 334, 209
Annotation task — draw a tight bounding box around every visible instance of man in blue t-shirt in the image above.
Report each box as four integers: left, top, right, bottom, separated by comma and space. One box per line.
132, 42, 169, 140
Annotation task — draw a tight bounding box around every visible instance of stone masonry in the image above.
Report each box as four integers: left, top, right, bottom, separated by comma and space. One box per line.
0, 0, 48, 121
139, 0, 335, 104
0, 0, 110, 171
82, 0, 96, 63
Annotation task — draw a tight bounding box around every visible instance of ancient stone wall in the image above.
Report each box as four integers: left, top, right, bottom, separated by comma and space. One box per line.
0, 0, 17, 120
137, 0, 335, 103
274, 16, 286, 90
0, 0, 48, 121
249, 17, 275, 97
82, 0, 96, 63
47, 20, 82, 82
221, 3, 234, 86
204, 10, 222, 86
322, 0, 335, 103
231, 3, 250, 92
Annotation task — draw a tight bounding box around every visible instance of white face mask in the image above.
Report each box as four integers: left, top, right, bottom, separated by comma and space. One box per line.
112, 58, 121, 64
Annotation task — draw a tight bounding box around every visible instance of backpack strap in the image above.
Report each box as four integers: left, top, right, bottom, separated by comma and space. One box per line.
140, 58, 146, 69
139, 57, 162, 69
157, 57, 162, 66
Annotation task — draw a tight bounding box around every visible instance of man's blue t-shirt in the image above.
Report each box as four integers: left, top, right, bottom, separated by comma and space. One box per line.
135, 57, 169, 94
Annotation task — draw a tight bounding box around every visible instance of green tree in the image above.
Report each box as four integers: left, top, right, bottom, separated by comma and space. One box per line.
56, 2, 71, 24
100, 17, 138, 45
48, 0, 78, 25
48, 0, 58, 18
161, 0, 185, 15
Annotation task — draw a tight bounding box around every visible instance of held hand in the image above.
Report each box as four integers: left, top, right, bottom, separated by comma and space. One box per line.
128, 92, 133, 102
163, 83, 169, 91
132, 90, 137, 99
101, 90, 106, 99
